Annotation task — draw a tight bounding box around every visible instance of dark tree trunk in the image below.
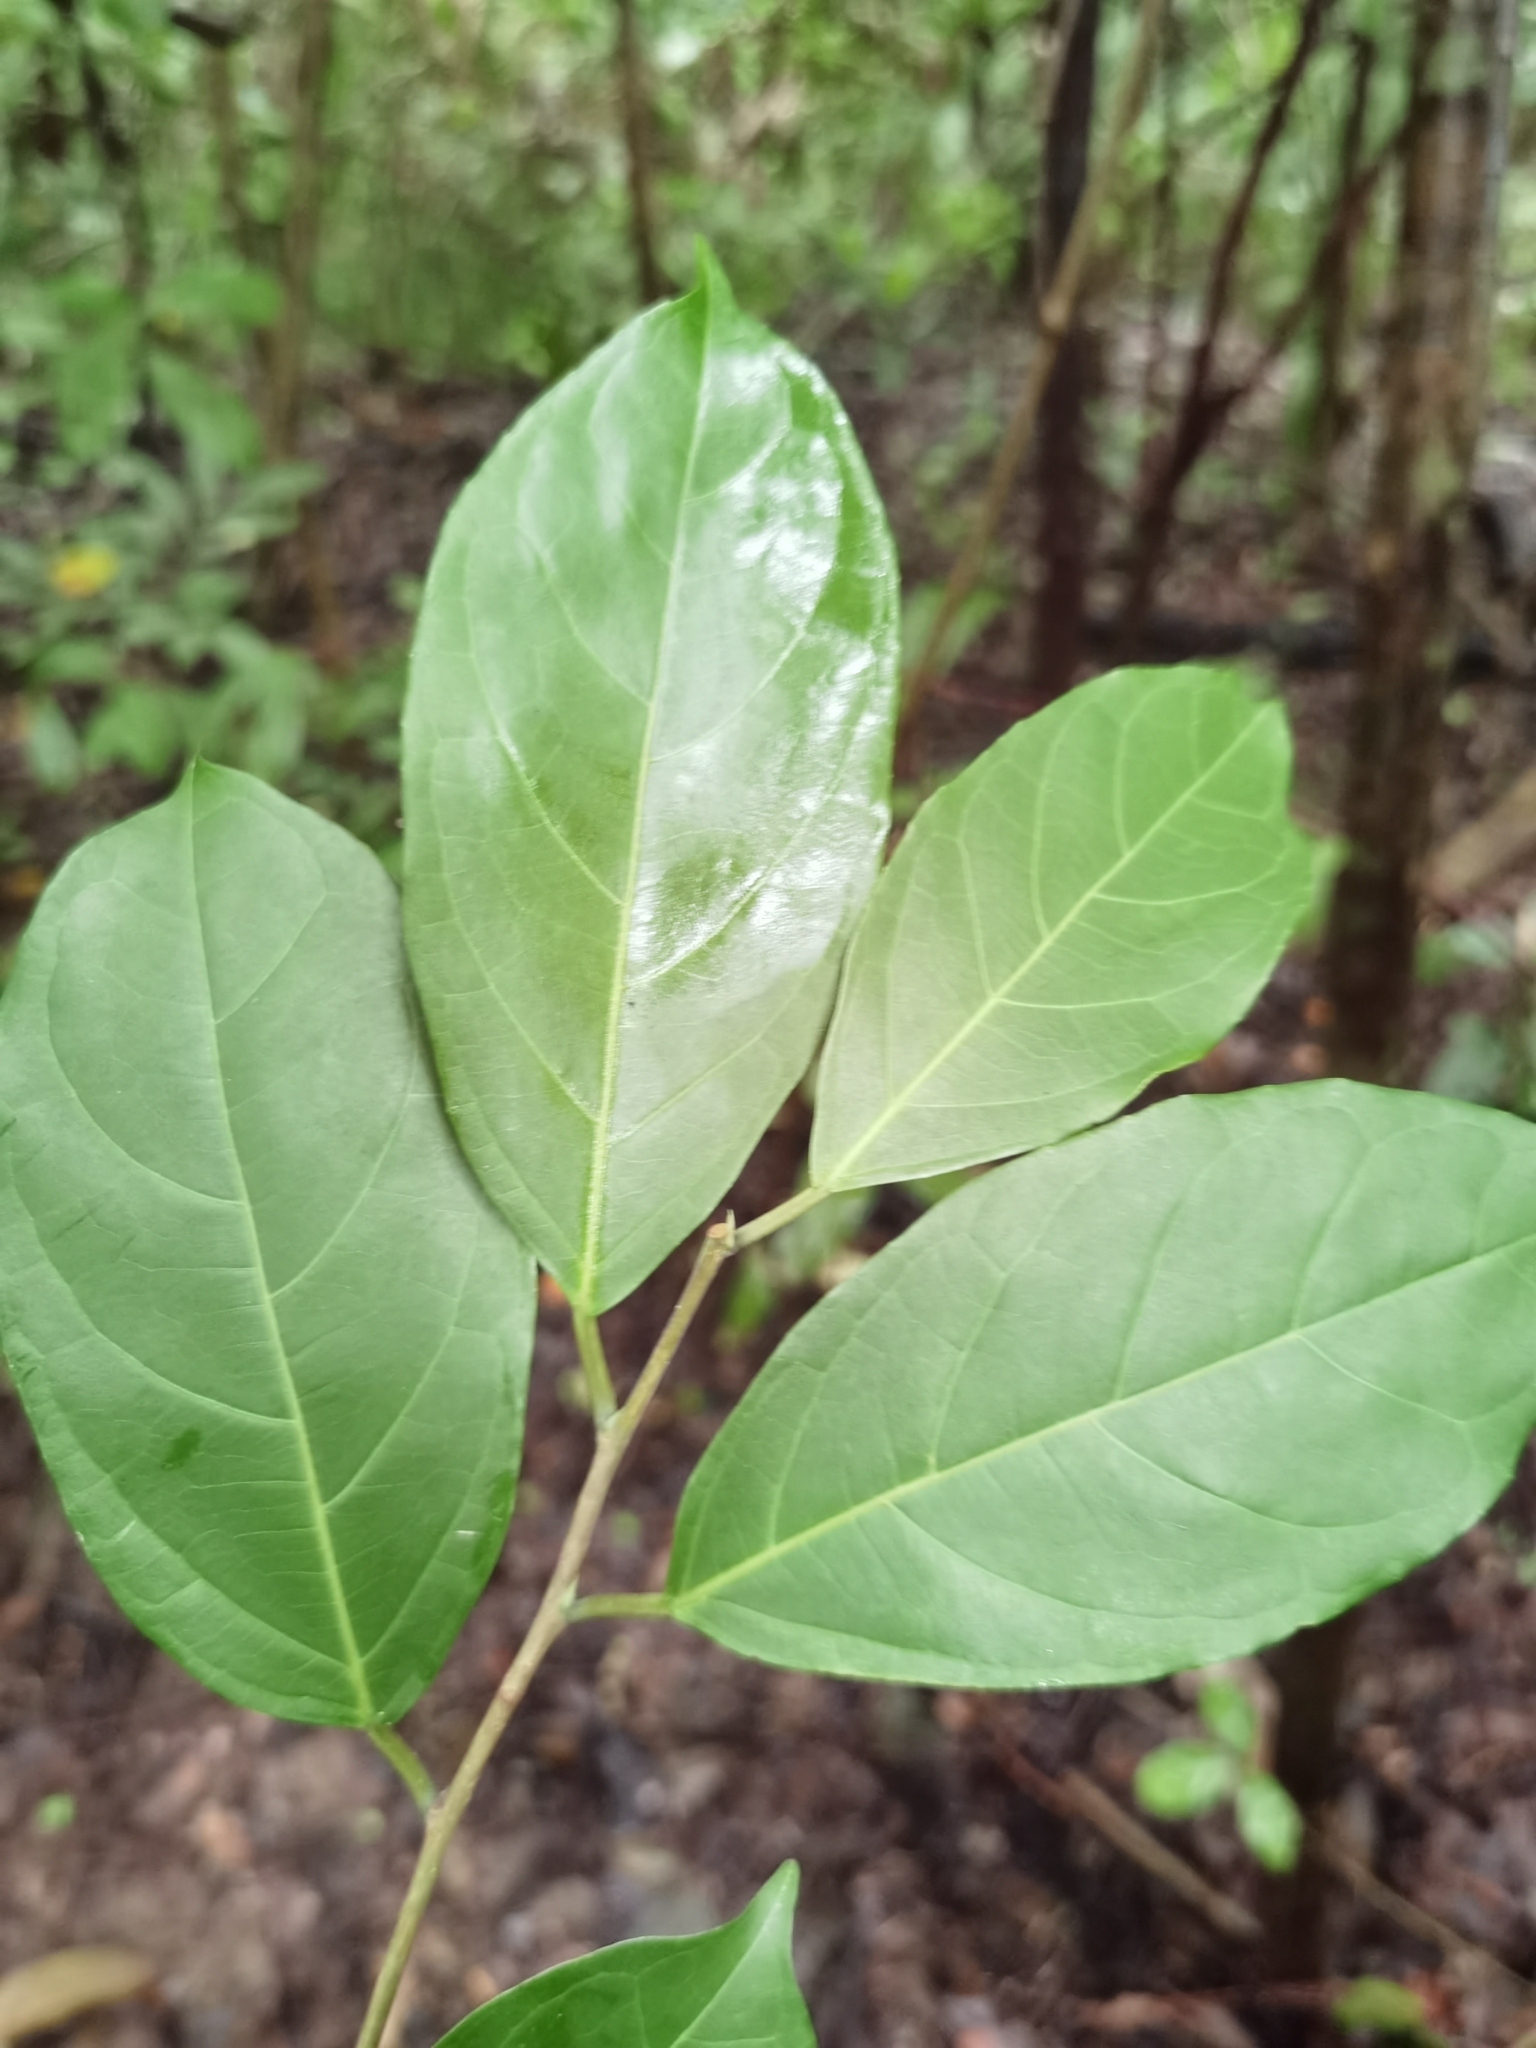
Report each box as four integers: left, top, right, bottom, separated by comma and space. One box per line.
264, 0, 334, 466
1298, 30, 1377, 522
1322, 0, 1512, 1083
256, 0, 345, 665
616, 0, 664, 304
1112, 0, 1333, 657
1027, 0, 1101, 702
1269, 1, 1517, 2021
1141, 1, 1181, 438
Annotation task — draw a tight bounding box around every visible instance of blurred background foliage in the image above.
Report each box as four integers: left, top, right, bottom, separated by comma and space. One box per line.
1, 0, 1535, 851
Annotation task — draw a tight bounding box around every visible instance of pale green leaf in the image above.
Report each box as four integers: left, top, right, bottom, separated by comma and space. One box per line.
1333, 1978, 1433, 2037
1134, 1742, 1236, 1819
148, 349, 262, 478
403, 250, 898, 1312
809, 665, 1313, 1189
1197, 1677, 1258, 1755
669, 1083, 1536, 1687
0, 766, 534, 1726
1235, 1773, 1302, 1872
431, 1863, 814, 2048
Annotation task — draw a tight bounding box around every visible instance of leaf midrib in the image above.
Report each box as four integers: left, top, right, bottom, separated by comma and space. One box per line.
670, 1227, 1536, 1611
185, 790, 375, 1721
575, 317, 712, 1310
817, 697, 1279, 1185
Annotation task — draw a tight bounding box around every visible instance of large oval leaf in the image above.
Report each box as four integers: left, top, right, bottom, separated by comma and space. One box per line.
0, 766, 534, 1726
670, 1083, 1536, 1687
809, 665, 1313, 1190
403, 250, 897, 1312
432, 1864, 813, 2048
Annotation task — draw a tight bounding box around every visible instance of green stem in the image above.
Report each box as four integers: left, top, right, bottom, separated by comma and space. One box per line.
568, 1590, 672, 1622
731, 1181, 829, 1251
572, 1306, 617, 1422
367, 1723, 435, 1815
353, 1223, 731, 2048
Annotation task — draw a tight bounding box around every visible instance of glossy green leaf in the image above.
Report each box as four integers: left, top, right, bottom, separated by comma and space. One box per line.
1134, 1742, 1236, 1820
1235, 1773, 1302, 1873
403, 249, 897, 1312
809, 665, 1313, 1190
0, 766, 534, 1727
432, 1863, 814, 2048
669, 1083, 1536, 1687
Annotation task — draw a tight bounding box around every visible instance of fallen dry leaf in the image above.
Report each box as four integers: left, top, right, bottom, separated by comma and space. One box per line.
0, 1947, 154, 2041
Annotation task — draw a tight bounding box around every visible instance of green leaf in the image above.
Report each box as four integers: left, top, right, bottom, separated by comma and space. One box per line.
1133, 1741, 1237, 1820
0, 766, 534, 1726
1234, 1772, 1302, 1873
83, 686, 188, 779
50, 305, 139, 463
1416, 916, 1514, 985
23, 697, 82, 794
668, 1082, 1536, 1687
148, 350, 262, 479
809, 665, 1313, 1190
150, 262, 281, 333
1424, 1013, 1509, 1107
1332, 1977, 1434, 2038
31, 639, 116, 687
403, 249, 898, 1312
431, 1863, 814, 2048
1197, 1677, 1258, 1755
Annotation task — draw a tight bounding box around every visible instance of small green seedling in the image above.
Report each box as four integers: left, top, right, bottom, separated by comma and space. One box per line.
4, 253, 1536, 2045
1135, 1678, 1303, 1873
1333, 1976, 1448, 2046
30, 1793, 76, 1836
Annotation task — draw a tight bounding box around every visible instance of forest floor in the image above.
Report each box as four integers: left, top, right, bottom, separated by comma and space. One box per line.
6, 325, 1536, 2048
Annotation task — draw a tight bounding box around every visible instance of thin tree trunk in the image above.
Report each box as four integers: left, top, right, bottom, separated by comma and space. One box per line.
1272, 0, 1517, 2017
616, 0, 664, 304
898, 0, 1165, 759
1112, 0, 1334, 657
1026, 0, 1101, 702
1141, 0, 1180, 439
205, 39, 258, 268
1298, 30, 1377, 521
1322, 0, 1511, 1082
258, 0, 346, 666
51, 0, 153, 299
264, 0, 335, 465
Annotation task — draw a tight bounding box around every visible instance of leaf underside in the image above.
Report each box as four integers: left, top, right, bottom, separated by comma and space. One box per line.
671, 1083, 1536, 1688
431, 1863, 813, 2048
404, 251, 898, 1312
811, 663, 1314, 1189
0, 766, 535, 1726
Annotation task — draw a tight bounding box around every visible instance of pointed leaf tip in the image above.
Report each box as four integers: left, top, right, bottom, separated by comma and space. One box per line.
403, 240, 898, 1309
690, 236, 733, 305
671, 1081, 1536, 1688
429, 1862, 813, 2048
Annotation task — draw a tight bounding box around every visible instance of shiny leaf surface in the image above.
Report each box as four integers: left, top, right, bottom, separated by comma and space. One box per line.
810, 665, 1312, 1189
432, 1864, 813, 2048
404, 251, 897, 1311
0, 767, 534, 1726
671, 1084, 1536, 1686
